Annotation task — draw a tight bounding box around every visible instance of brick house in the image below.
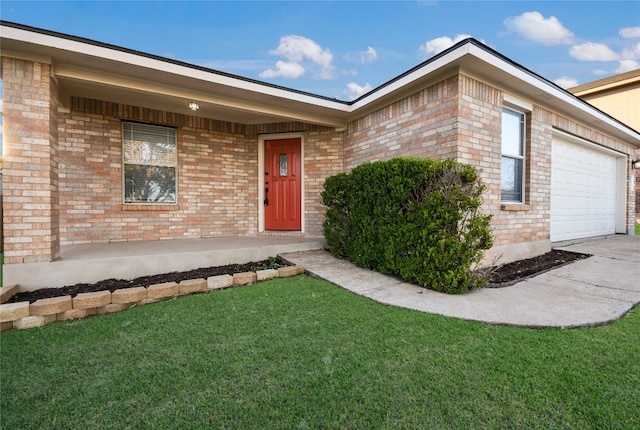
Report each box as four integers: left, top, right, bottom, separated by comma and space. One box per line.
2, 21, 639, 290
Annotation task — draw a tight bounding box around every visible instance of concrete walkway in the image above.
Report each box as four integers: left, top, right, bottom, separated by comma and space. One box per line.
281, 235, 640, 328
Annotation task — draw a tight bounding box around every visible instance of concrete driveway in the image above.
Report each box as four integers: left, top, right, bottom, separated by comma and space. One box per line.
282, 235, 640, 328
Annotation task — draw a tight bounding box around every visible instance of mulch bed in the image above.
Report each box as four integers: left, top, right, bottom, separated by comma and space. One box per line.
6, 250, 590, 304
8, 258, 288, 304
485, 249, 590, 287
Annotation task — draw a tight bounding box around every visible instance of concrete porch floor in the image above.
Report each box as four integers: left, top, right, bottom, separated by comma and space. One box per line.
5, 236, 326, 292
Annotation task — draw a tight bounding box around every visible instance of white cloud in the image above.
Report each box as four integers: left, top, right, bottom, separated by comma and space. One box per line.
592, 69, 609, 76
503, 11, 574, 45
260, 35, 335, 80
259, 61, 305, 79
621, 42, 640, 60
620, 27, 640, 38
554, 76, 579, 89
615, 60, 640, 74
345, 82, 373, 100
569, 42, 619, 61
420, 34, 475, 56
361, 46, 378, 63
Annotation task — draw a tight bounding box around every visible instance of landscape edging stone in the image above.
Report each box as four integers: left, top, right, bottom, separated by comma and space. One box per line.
0, 265, 305, 332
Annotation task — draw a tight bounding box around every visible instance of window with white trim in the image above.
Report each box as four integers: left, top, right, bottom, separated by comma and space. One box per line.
123, 122, 177, 204
501, 107, 525, 203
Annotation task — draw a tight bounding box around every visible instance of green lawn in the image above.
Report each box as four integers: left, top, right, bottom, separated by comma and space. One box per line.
636, 222, 640, 235
1, 276, 638, 429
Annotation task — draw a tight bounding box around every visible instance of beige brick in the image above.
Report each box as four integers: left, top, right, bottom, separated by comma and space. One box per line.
207, 274, 233, 290
0, 285, 20, 304
0, 302, 31, 323
73, 291, 111, 310
233, 272, 257, 285
57, 308, 97, 321
147, 282, 178, 299
111, 287, 147, 304
256, 269, 278, 281
136, 297, 165, 306
14, 314, 57, 329
30, 296, 72, 316
96, 303, 130, 315
1, 321, 14, 332
277, 265, 305, 278
178, 278, 208, 295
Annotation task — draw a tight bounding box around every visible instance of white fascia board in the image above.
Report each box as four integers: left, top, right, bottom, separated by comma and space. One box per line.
466, 44, 640, 142
350, 44, 470, 111
1, 24, 351, 113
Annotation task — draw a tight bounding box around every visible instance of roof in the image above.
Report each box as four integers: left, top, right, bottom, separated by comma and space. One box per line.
569, 69, 640, 96
1, 20, 639, 146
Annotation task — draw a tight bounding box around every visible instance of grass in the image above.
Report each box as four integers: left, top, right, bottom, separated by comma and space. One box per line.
636, 222, 640, 235
1, 276, 639, 429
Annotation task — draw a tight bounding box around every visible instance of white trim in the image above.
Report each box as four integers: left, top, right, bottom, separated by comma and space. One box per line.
257, 133, 305, 233
503, 94, 533, 112
501, 107, 526, 204
552, 129, 627, 157
466, 44, 639, 141
0, 25, 350, 112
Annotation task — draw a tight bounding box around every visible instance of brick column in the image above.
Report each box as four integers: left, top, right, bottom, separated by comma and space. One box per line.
2, 57, 60, 263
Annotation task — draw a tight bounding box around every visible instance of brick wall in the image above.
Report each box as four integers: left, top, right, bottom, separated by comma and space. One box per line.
303, 130, 345, 236
57, 97, 341, 244
1, 58, 60, 264
344, 75, 460, 169
344, 72, 636, 258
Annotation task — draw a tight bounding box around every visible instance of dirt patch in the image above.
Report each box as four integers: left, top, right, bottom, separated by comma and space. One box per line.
8, 258, 288, 304
485, 249, 590, 288
7, 250, 590, 303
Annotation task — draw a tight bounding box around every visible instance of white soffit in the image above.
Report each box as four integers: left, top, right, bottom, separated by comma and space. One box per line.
1, 25, 349, 110
466, 43, 640, 143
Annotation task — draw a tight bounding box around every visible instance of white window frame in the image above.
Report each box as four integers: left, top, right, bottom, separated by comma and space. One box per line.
122, 121, 178, 205
501, 107, 526, 204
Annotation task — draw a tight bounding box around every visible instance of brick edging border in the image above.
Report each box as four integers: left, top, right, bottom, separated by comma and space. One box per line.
0, 265, 305, 332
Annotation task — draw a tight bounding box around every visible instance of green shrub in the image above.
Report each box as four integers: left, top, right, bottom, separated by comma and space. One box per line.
321, 158, 492, 294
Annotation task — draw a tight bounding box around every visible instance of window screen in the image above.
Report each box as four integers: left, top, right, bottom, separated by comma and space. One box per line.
123, 122, 177, 204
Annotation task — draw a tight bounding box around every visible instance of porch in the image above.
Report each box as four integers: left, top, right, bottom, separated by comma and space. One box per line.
5, 236, 326, 292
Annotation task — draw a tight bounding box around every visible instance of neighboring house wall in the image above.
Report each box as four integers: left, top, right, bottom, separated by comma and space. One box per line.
577, 84, 640, 131
570, 70, 640, 132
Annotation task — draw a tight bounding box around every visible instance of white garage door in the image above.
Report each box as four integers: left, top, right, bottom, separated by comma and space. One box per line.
550, 136, 620, 242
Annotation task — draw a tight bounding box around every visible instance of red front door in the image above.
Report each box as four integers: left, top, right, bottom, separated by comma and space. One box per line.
264, 138, 302, 231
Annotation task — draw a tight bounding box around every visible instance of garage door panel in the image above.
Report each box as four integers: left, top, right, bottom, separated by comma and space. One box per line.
551, 137, 618, 242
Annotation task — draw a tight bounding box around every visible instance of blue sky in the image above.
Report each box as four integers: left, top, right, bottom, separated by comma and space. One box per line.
1, 1, 639, 101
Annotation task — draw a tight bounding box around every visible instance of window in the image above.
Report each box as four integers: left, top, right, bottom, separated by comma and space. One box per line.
501, 108, 525, 203
123, 122, 177, 204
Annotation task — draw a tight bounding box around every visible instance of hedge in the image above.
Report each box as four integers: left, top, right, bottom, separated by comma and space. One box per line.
321, 158, 493, 294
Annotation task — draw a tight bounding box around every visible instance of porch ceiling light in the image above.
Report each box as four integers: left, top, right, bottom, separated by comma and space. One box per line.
188, 102, 200, 111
